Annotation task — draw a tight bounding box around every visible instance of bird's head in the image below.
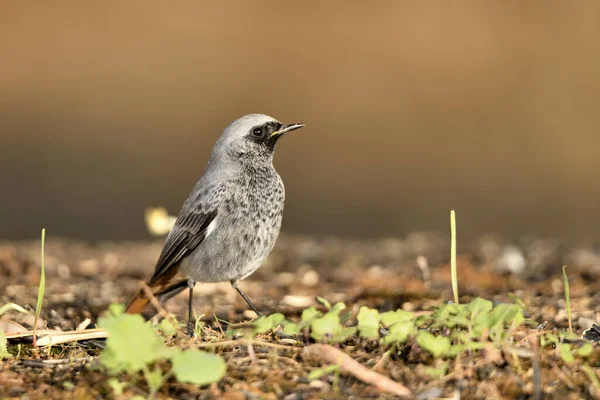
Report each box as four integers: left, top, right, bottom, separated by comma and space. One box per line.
213, 114, 304, 165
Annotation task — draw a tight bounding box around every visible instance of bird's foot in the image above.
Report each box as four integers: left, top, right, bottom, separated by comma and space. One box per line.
187, 322, 195, 338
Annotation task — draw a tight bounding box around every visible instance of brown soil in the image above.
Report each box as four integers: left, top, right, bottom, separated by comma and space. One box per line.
1, 234, 599, 399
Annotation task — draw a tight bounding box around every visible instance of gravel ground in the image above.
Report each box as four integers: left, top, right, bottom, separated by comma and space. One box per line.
2, 233, 600, 399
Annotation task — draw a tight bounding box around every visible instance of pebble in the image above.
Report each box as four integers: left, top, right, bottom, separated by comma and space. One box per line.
301, 269, 319, 287
281, 295, 313, 308
308, 380, 330, 391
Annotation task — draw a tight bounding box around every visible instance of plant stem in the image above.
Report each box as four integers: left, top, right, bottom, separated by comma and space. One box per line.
450, 210, 458, 304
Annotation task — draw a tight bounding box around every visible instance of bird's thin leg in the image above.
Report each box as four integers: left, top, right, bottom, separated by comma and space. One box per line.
187, 278, 196, 337
231, 280, 262, 317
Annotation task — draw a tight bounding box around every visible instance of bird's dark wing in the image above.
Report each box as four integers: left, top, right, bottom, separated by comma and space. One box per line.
148, 184, 224, 285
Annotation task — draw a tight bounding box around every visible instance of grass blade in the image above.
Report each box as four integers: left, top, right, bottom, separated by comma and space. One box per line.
450, 210, 458, 304
562, 265, 572, 335
33, 228, 46, 347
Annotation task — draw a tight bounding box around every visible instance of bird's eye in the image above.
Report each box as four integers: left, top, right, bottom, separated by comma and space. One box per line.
253, 127, 264, 137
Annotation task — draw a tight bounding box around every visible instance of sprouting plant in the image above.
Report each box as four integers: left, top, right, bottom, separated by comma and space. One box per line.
99, 304, 226, 399
450, 210, 458, 305
562, 265, 573, 335
33, 228, 46, 347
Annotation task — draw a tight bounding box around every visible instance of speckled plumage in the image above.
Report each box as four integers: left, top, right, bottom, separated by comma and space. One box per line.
126, 114, 303, 328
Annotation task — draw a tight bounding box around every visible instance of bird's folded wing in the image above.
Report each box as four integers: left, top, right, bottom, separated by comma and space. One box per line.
148, 183, 224, 285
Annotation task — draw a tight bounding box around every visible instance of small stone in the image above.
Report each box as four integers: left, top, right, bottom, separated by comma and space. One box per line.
281, 295, 313, 308
309, 380, 330, 391
79, 259, 99, 276
301, 269, 319, 287
57, 264, 71, 280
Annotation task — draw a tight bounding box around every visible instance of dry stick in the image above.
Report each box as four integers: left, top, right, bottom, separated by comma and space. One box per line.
550, 361, 577, 390
140, 282, 170, 320
21, 357, 95, 367
193, 339, 303, 351
304, 344, 412, 398
530, 336, 542, 400
372, 350, 391, 372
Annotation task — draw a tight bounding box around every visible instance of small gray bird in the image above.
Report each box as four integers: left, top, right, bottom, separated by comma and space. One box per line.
126, 114, 304, 335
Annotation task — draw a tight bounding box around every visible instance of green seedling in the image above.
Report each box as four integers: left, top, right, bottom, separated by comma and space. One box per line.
0, 331, 11, 359
562, 266, 573, 335
307, 302, 355, 343
450, 210, 458, 304
0, 303, 30, 317
99, 304, 225, 399
417, 331, 451, 358
33, 228, 46, 347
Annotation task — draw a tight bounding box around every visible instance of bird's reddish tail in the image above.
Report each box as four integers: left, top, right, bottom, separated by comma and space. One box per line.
125, 269, 188, 314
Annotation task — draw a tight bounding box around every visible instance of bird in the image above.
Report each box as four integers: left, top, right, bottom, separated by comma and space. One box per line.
125, 114, 304, 336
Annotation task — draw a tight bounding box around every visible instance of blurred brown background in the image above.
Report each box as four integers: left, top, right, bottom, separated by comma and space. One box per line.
1, 2, 599, 242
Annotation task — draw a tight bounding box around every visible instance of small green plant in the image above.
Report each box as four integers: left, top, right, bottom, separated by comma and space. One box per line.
450, 210, 458, 304
308, 364, 341, 391
562, 265, 573, 335
302, 301, 356, 343
0, 331, 11, 359
99, 304, 225, 399
33, 228, 46, 347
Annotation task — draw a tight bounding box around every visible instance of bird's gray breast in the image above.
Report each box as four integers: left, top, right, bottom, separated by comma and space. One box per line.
180, 167, 285, 283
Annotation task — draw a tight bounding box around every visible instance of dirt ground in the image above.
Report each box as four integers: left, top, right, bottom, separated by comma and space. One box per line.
1, 233, 600, 399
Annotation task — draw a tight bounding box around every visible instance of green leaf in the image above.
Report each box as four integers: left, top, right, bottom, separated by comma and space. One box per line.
357, 307, 380, 339
0, 303, 31, 317
98, 312, 173, 374
316, 297, 332, 309
507, 293, 526, 308
577, 343, 593, 358
33, 229, 46, 343
488, 304, 522, 328
563, 266, 573, 335
107, 378, 128, 396
145, 367, 163, 392
0, 331, 12, 359
159, 319, 178, 338
380, 310, 413, 327
541, 333, 559, 347
466, 297, 493, 317
450, 210, 458, 304
416, 331, 451, 358
330, 302, 346, 314
283, 322, 300, 335
108, 303, 125, 316
171, 349, 226, 386
559, 343, 574, 364
383, 320, 415, 345
422, 361, 448, 378
311, 312, 340, 341
254, 313, 286, 334
301, 307, 323, 326
308, 364, 339, 380
331, 326, 356, 343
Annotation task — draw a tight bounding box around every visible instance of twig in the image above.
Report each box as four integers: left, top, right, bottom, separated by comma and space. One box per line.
550, 361, 577, 390
141, 282, 170, 320
21, 356, 95, 368
530, 335, 542, 400
304, 344, 412, 398
193, 339, 303, 351
372, 350, 391, 372
247, 338, 256, 360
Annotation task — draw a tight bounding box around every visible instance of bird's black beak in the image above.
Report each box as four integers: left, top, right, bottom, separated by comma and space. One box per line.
269, 123, 305, 139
